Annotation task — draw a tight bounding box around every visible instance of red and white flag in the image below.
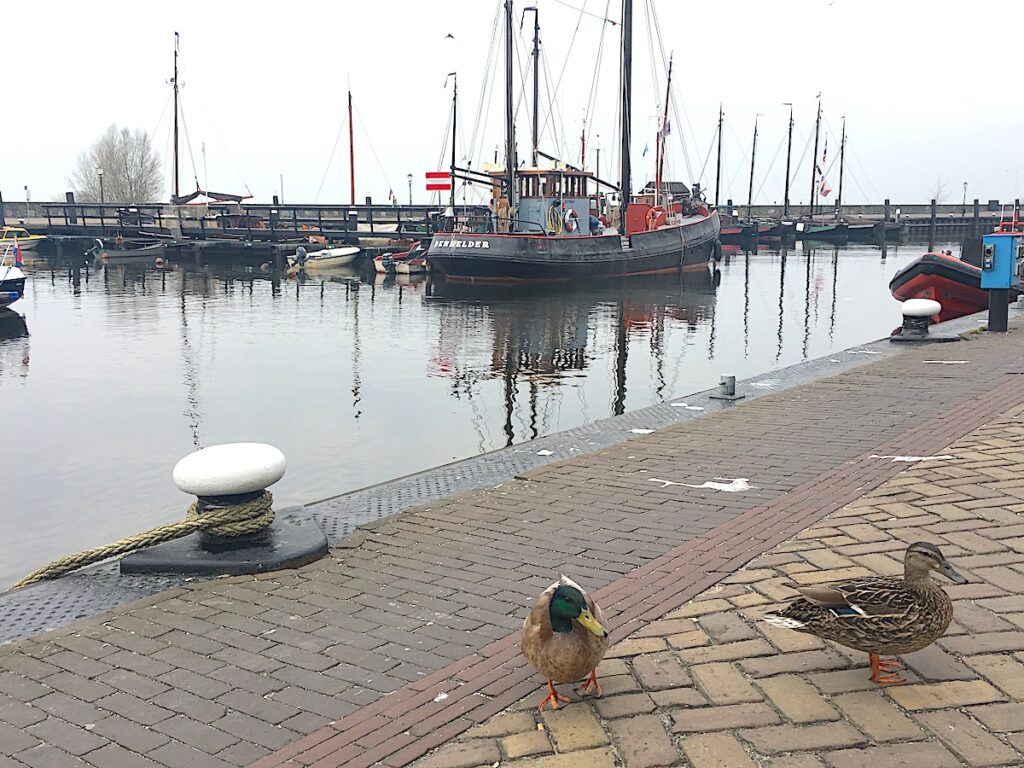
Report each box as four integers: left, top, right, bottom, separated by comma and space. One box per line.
13, 238, 23, 268
425, 171, 452, 192
819, 177, 832, 198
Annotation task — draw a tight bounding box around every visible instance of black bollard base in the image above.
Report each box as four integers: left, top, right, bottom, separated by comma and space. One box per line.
119, 506, 328, 576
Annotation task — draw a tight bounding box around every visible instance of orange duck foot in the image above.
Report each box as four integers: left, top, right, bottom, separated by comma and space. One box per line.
869, 653, 906, 685
574, 669, 603, 698
537, 680, 572, 713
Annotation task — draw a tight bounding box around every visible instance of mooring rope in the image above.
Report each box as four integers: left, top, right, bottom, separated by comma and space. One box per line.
10, 493, 274, 591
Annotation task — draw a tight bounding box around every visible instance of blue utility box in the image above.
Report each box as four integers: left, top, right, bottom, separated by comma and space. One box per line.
980, 233, 1024, 289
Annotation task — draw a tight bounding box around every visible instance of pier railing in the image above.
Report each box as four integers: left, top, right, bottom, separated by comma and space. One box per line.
23, 201, 491, 243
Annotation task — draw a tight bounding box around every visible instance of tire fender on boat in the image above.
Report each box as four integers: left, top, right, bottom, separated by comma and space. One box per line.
713, 239, 723, 262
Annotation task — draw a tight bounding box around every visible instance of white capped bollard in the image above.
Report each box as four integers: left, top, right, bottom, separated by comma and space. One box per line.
890, 299, 959, 343
121, 442, 328, 576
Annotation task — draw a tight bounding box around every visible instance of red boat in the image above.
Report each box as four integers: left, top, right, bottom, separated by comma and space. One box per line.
889, 250, 1017, 323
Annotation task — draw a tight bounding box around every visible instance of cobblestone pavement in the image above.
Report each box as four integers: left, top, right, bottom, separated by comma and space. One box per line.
411, 404, 1024, 768
1, 325, 1024, 767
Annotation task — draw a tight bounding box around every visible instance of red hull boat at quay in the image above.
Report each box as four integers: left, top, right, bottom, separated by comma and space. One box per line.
889, 250, 1019, 323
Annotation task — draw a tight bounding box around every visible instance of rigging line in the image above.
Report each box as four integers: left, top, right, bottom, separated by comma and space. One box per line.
551, 0, 617, 24
752, 132, 787, 203
846, 150, 881, 202
696, 127, 716, 184
582, 0, 612, 162
149, 91, 173, 157
175, 94, 202, 190
788, 125, 815, 194
192, 93, 253, 196
512, 18, 531, 132
542, 0, 586, 150
467, 0, 503, 167
435, 99, 454, 206
314, 111, 347, 203
541, 46, 570, 161
647, 0, 694, 179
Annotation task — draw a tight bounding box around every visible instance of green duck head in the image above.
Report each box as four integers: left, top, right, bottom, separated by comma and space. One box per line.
549, 584, 608, 637
906, 541, 968, 584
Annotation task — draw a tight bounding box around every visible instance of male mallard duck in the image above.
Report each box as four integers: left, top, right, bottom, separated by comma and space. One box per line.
522, 575, 610, 712
763, 541, 967, 684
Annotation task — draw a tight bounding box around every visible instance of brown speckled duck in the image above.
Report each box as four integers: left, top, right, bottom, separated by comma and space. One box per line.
521, 575, 609, 711
762, 542, 967, 684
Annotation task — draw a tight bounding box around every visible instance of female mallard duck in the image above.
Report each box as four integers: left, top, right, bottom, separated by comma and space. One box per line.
522, 575, 610, 712
763, 541, 967, 684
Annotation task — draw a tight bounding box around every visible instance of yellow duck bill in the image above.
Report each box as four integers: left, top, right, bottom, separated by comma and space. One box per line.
577, 609, 609, 637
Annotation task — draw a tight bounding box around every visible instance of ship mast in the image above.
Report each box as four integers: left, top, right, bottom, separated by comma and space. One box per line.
783, 103, 793, 218
522, 7, 540, 167
654, 54, 673, 209
449, 73, 458, 211
505, 0, 517, 217
836, 116, 846, 219
746, 114, 759, 219
714, 103, 723, 208
809, 94, 821, 220
172, 32, 180, 201
619, 0, 633, 233
348, 89, 355, 205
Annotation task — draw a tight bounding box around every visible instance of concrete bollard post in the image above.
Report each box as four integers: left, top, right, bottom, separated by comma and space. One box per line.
120, 443, 328, 575
710, 374, 745, 401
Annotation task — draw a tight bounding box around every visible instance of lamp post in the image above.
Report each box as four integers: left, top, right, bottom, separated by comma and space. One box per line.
23, 185, 29, 222
407, 173, 413, 206
962, 181, 968, 217
97, 168, 105, 206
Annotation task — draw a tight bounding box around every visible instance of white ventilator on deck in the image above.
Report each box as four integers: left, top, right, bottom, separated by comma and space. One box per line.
901, 298, 942, 318
173, 443, 287, 496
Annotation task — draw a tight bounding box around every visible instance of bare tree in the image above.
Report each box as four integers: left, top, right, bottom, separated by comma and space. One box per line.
70, 125, 162, 203
931, 176, 948, 204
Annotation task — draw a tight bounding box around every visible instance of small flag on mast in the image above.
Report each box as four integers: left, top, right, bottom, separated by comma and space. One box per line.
13, 238, 23, 268
660, 119, 672, 139
425, 171, 452, 192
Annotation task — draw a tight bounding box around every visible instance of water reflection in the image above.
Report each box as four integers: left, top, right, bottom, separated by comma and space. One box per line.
0, 310, 29, 380
426, 271, 718, 440
1, 241, 924, 589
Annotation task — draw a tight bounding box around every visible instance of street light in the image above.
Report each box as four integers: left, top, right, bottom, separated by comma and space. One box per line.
97, 168, 105, 206
407, 173, 413, 206
962, 181, 968, 217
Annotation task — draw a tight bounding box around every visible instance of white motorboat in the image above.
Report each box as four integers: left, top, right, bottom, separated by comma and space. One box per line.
296, 245, 360, 268
0, 244, 27, 308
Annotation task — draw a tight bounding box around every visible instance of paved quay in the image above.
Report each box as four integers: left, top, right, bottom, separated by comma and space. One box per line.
1, 316, 1024, 767
410, 402, 1024, 768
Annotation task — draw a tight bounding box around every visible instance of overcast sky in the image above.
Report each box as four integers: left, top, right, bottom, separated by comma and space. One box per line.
4, 0, 1023, 207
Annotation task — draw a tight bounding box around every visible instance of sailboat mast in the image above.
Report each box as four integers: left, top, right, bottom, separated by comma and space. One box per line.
655, 55, 672, 209
450, 73, 458, 211
524, 7, 540, 167
836, 116, 846, 219
809, 95, 821, 219
747, 115, 759, 219
783, 103, 793, 217
505, 0, 516, 216
714, 103, 723, 208
619, 0, 632, 232
173, 32, 180, 201
348, 89, 355, 205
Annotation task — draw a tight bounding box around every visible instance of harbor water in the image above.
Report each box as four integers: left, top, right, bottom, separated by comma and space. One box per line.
0, 242, 928, 588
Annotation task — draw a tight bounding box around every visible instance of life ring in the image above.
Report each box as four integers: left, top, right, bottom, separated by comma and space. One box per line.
563, 207, 579, 233
646, 207, 667, 231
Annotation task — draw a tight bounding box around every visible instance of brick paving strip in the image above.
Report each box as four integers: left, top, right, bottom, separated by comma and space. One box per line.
409, 403, 1024, 768
2, 325, 1024, 767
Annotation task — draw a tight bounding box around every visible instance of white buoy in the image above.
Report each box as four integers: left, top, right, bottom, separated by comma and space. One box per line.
173, 443, 286, 497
